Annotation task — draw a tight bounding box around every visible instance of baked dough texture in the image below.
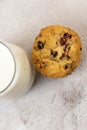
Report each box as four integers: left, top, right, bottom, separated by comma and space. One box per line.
32, 25, 82, 78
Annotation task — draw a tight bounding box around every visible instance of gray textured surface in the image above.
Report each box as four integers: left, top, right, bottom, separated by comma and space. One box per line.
0, 0, 87, 129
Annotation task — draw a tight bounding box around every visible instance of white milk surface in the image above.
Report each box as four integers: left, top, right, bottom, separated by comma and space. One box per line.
0, 43, 15, 92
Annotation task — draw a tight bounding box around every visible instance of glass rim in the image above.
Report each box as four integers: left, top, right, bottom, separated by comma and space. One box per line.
0, 41, 16, 94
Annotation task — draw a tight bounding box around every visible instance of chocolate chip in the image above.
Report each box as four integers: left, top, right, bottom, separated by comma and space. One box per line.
64, 63, 72, 69
37, 41, 44, 49
67, 55, 71, 59
56, 40, 59, 45
68, 46, 71, 50
60, 53, 65, 59
64, 44, 68, 51
60, 38, 66, 45
64, 64, 68, 69
51, 50, 58, 57
80, 47, 82, 51
63, 33, 72, 39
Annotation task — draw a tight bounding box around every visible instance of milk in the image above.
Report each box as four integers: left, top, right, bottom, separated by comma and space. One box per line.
0, 41, 35, 97
0, 43, 15, 93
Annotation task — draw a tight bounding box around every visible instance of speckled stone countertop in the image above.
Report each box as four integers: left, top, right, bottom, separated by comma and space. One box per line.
0, 0, 87, 130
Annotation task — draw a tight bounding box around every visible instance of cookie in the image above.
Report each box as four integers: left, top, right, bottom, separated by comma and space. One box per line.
32, 25, 82, 78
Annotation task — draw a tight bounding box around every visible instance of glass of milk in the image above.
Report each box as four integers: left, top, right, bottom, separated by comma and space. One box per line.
0, 41, 35, 97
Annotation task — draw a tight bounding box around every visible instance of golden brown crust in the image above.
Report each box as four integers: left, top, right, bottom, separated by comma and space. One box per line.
32, 25, 82, 78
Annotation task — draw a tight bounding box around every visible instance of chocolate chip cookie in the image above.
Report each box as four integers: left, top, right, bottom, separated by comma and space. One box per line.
32, 25, 82, 78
